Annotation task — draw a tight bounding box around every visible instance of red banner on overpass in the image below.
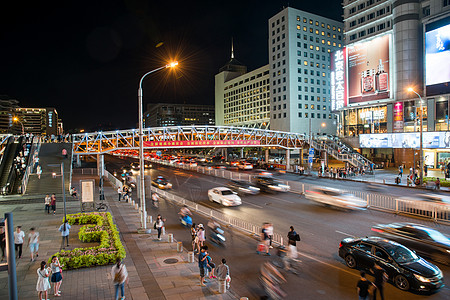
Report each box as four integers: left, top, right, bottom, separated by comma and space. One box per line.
143, 140, 260, 148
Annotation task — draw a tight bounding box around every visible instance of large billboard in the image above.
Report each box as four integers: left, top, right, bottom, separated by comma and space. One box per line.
360, 132, 450, 149
347, 34, 391, 104
330, 48, 347, 111
426, 17, 450, 96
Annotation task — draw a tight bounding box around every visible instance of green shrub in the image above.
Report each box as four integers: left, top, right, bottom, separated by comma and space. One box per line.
423, 177, 450, 187
49, 212, 126, 270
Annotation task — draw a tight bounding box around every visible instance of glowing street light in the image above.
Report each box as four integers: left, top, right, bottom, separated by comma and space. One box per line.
12, 117, 24, 135
137, 61, 178, 232
407, 87, 424, 186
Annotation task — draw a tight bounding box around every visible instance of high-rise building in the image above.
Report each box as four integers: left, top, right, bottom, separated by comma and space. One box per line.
14, 107, 60, 136
335, 0, 450, 167
0, 97, 19, 134
144, 103, 215, 127
269, 7, 344, 135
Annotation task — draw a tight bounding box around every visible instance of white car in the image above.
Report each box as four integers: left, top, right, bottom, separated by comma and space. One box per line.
208, 187, 242, 206
397, 194, 450, 216
238, 162, 253, 170
305, 187, 367, 210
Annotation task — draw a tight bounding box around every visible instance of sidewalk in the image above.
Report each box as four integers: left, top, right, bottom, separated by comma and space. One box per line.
0, 174, 237, 300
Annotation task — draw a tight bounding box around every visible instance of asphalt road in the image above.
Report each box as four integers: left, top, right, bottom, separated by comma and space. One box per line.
105, 155, 450, 299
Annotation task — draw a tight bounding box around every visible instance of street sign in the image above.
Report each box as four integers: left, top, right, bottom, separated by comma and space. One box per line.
156, 151, 162, 156
309, 148, 314, 156
308, 157, 313, 164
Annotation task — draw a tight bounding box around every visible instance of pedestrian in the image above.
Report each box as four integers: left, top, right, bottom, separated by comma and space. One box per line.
44, 195, 51, 214
14, 226, 25, 259
0, 225, 6, 261
267, 223, 274, 248
70, 187, 77, 198
36, 165, 42, 179
61, 148, 67, 159
50, 256, 63, 296
260, 223, 270, 256
436, 177, 441, 190
206, 254, 217, 279
111, 257, 128, 300
197, 224, 206, 252
398, 165, 403, 177
372, 262, 387, 300
198, 245, 208, 287
36, 261, 51, 300
154, 214, 165, 241
190, 223, 197, 252
117, 186, 122, 201
50, 194, 56, 215
58, 220, 71, 249
216, 258, 231, 289
356, 271, 374, 300
424, 164, 428, 177
287, 226, 300, 258
28, 227, 39, 262
122, 185, 128, 201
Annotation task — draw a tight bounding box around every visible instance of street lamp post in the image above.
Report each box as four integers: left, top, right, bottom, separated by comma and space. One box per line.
12, 117, 24, 135
138, 62, 178, 231
408, 88, 424, 186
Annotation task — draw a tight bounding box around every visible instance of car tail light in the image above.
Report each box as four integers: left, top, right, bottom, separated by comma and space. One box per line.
339, 242, 342, 248
371, 228, 383, 233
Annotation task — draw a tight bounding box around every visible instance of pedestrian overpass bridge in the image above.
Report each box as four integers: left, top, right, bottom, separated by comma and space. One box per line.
71, 125, 372, 168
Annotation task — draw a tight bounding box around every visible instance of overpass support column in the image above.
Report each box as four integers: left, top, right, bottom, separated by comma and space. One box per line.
265, 149, 269, 163
76, 155, 81, 167
240, 148, 244, 159
97, 154, 104, 178
222, 148, 227, 160
286, 149, 290, 171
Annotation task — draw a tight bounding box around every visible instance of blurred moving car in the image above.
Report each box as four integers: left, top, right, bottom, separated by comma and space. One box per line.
207, 187, 242, 206
238, 162, 254, 170
227, 180, 260, 195
253, 169, 273, 177
339, 236, 444, 292
371, 223, 450, 265
305, 187, 367, 210
255, 176, 290, 193
151, 176, 172, 189
130, 161, 152, 170
396, 194, 450, 218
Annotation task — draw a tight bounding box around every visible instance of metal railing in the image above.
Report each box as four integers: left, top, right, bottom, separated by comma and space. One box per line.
20, 136, 41, 194
72, 168, 98, 175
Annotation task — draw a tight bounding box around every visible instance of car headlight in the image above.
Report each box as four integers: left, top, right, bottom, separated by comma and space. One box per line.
414, 274, 431, 283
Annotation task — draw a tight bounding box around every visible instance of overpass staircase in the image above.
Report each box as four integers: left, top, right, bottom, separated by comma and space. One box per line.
309, 136, 373, 168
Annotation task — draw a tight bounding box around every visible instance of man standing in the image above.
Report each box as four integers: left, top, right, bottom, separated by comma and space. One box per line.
59, 220, 71, 249
287, 226, 300, 259
372, 263, 387, 300
28, 227, 39, 262
0, 225, 6, 261
198, 245, 209, 287
117, 186, 122, 202
267, 223, 274, 249
216, 258, 231, 290
260, 223, 270, 256
14, 226, 25, 259
50, 194, 56, 215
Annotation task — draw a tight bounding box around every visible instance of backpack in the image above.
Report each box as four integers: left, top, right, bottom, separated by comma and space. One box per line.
114, 266, 125, 283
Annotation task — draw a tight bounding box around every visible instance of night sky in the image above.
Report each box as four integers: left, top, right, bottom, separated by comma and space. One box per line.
0, 0, 341, 131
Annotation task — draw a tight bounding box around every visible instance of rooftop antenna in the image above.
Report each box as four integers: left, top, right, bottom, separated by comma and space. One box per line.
231, 37, 235, 59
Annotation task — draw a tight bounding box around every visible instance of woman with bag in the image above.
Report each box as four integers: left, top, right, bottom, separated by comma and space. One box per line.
50, 256, 63, 296
111, 258, 128, 300
154, 214, 166, 241
36, 261, 51, 300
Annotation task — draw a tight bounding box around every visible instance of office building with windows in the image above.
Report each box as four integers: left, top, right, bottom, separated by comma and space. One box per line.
14, 107, 60, 136
334, 0, 450, 167
0, 97, 19, 134
144, 103, 215, 127
215, 55, 270, 128
269, 7, 344, 135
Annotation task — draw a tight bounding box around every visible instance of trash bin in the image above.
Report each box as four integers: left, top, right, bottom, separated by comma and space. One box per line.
218, 279, 227, 293
177, 241, 183, 252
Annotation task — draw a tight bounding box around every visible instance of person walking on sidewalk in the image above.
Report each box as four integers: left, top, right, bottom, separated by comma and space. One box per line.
191, 223, 198, 253
59, 220, 71, 249
50, 256, 63, 296
216, 258, 231, 289
28, 227, 39, 262
154, 214, 165, 241
372, 262, 387, 300
36, 261, 51, 300
111, 258, 128, 300
14, 226, 25, 259
356, 271, 375, 300
36, 164, 42, 179
198, 245, 209, 287
197, 224, 206, 252
44, 195, 51, 214
260, 223, 270, 256
206, 254, 217, 279
267, 223, 274, 249
117, 186, 122, 201
61, 148, 67, 159
50, 194, 56, 215
0, 225, 6, 261
398, 165, 403, 177
287, 226, 300, 259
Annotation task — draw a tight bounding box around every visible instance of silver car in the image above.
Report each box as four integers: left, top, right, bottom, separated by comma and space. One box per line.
305, 187, 367, 210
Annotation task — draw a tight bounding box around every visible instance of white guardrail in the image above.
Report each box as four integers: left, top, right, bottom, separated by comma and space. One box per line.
152, 158, 450, 224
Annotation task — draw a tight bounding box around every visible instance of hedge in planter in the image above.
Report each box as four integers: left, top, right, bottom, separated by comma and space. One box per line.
49, 212, 126, 270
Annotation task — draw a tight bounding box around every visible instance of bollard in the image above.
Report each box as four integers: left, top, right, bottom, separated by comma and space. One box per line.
177, 241, 183, 252
168, 233, 173, 243
162, 226, 166, 236
132, 200, 135, 206
147, 215, 152, 224
188, 251, 194, 263
218, 280, 227, 293
240, 298, 249, 300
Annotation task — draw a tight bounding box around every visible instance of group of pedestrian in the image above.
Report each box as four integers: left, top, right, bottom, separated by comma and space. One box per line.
118, 185, 132, 202
356, 263, 387, 300
12, 226, 39, 261
257, 223, 273, 256
191, 223, 206, 253
36, 255, 64, 299
198, 245, 231, 289
44, 194, 57, 215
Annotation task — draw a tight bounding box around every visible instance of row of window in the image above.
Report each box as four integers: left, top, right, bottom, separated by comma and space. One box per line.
349, 21, 391, 40
224, 113, 270, 123
348, 0, 383, 15
348, 5, 390, 28
273, 112, 333, 119
298, 86, 329, 94
273, 104, 328, 111
224, 98, 269, 109
224, 82, 269, 97
223, 71, 269, 91
295, 16, 341, 32
295, 25, 342, 39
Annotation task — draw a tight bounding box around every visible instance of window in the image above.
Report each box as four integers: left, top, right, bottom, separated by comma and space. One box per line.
273, 114, 276, 119
368, 27, 375, 34
356, 243, 372, 253
377, 23, 386, 31
298, 104, 302, 109
317, 105, 320, 110
377, 8, 386, 16
445, 0, 450, 7
305, 104, 309, 109
349, 7, 356, 14
358, 31, 366, 38
315, 21, 319, 26
374, 247, 390, 261
305, 113, 308, 118
298, 95, 302, 100
278, 113, 281, 118
273, 106, 276, 111
357, 3, 365, 10
298, 112, 302, 117
358, 17, 365, 24
350, 34, 357, 41
297, 25, 301, 30
283, 113, 286, 118
311, 113, 315, 118
311, 104, 315, 109
368, 12, 375, 20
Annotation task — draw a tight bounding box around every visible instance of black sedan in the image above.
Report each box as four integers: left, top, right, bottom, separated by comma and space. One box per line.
254, 176, 290, 193
227, 180, 260, 195
339, 237, 443, 292
371, 223, 450, 265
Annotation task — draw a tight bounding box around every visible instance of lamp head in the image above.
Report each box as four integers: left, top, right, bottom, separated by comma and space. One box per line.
407, 87, 414, 92
166, 61, 178, 68
13, 117, 18, 122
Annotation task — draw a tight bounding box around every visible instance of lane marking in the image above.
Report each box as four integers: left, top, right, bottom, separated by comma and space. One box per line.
335, 230, 356, 237
242, 201, 263, 209
263, 194, 294, 204
298, 252, 360, 277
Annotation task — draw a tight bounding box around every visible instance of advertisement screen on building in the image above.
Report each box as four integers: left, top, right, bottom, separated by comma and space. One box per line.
360, 132, 450, 149
426, 17, 450, 96
330, 48, 347, 111
347, 34, 391, 104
